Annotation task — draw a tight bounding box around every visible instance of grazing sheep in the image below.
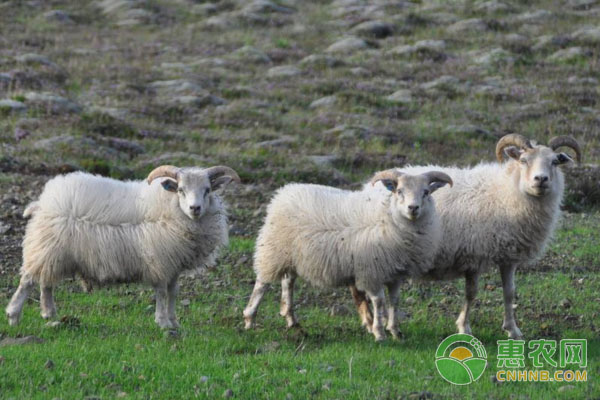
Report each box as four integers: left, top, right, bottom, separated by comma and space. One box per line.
243, 170, 453, 340
353, 134, 581, 338
6, 165, 240, 329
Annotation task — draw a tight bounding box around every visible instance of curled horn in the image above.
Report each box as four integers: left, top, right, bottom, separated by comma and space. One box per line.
423, 171, 453, 187
370, 169, 403, 186
495, 134, 533, 162
147, 165, 180, 185
548, 136, 582, 163
205, 166, 241, 184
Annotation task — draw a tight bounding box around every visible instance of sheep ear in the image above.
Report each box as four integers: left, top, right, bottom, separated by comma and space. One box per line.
161, 179, 178, 192
429, 181, 449, 193
556, 152, 573, 165
504, 146, 523, 160
379, 179, 397, 192
211, 175, 233, 190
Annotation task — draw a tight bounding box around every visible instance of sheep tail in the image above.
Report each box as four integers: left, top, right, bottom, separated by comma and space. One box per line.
23, 201, 40, 218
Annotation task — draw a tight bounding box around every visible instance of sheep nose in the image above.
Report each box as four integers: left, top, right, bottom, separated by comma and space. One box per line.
408, 205, 419, 213
190, 205, 202, 214
534, 175, 549, 183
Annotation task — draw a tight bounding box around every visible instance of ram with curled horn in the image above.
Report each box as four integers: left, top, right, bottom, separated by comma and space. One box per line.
7, 164, 241, 329
355, 133, 583, 339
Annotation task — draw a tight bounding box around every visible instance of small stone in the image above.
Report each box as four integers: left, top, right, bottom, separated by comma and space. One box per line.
351, 20, 393, 38
329, 304, 351, 316
200, 376, 209, 383
0, 336, 45, 347
559, 298, 572, 308
222, 388, 233, 398
420, 75, 459, 91
180, 299, 191, 307
298, 368, 307, 374
255, 136, 296, 148
475, 1, 512, 13
516, 10, 552, 23
0, 222, 10, 235
447, 18, 488, 34
23, 92, 82, 114
571, 26, 600, 44
299, 54, 344, 68
405, 296, 416, 305
266, 65, 301, 78
548, 47, 587, 62
43, 10, 74, 24
230, 46, 271, 64
325, 37, 369, 53
173, 95, 225, 108
322, 380, 332, 390
45, 320, 62, 328
0, 99, 27, 113
15, 53, 56, 67
309, 95, 337, 109
116, 392, 127, 398
44, 360, 55, 369
386, 89, 412, 104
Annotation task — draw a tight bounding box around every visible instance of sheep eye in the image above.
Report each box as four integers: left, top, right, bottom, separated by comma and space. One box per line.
177, 188, 184, 194
204, 188, 210, 197
554, 154, 567, 165
423, 189, 430, 198
519, 158, 528, 164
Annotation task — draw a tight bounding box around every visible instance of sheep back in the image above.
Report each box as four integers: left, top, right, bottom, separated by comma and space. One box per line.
21, 172, 228, 286
254, 183, 439, 292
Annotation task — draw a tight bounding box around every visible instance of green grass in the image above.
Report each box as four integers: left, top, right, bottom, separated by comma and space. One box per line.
2, 219, 599, 399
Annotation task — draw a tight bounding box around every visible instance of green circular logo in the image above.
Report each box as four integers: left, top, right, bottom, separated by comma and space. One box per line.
435, 333, 487, 385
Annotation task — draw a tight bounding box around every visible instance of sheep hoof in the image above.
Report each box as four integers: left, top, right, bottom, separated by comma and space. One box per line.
387, 328, 403, 340
373, 328, 386, 342
41, 310, 56, 320
243, 317, 254, 330
170, 319, 180, 329
156, 318, 175, 329
7, 313, 20, 326
507, 328, 523, 340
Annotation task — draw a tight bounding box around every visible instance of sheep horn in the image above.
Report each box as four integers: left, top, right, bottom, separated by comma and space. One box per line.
370, 169, 403, 186
205, 166, 241, 184
147, 165, 180, 185
495, 134, 533, 162
548, 136, 582, 163
423, 171, 453, 187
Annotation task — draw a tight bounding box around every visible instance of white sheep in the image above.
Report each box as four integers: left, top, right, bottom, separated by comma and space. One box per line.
353, 134, 581, 338
6, 165, 240, 329
243, 170, 453, 341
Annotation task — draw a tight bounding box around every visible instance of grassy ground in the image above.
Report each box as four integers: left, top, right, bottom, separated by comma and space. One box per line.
1, 219, 599, 399
1, 0, 600, 398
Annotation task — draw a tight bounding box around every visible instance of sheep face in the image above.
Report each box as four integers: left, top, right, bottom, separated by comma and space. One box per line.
163, 171, 213, 219
504, 145, 572, 198
147, 165, 241, 220
371, 171, 453, 222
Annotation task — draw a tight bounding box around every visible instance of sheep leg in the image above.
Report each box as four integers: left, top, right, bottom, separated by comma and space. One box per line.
500, 264, 523, 339
167, 277, 180, 329
6, 274, 35, 326
385, 280, 403, 339
350, 285, 373, 333
154, 284, 174, 329
243, 279, 269, 330
455, 270, 479, 335
40, 285, 57, 319
366, 288, 386, 341
279, 273, 298, 328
